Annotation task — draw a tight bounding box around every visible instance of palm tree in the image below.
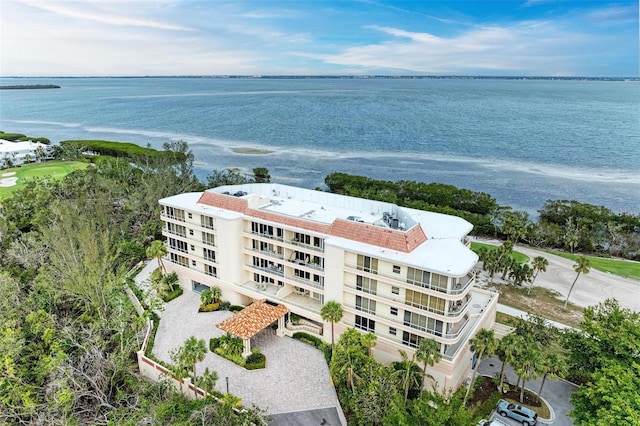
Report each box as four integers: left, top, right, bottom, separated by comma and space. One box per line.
563, 256, 591, 310
536, 351, 567, 403
415, 337, 441, 391
394, 350, 422, 403
528, 256, 548, 295
181, 336, 208, 399
496, 333, 522, 391
463, 328, 498, 404
199, 367, 219, 399
163, 271, 179, 293
514, 345, 542, 403
321, 301, 343, 352
361, 332, 377, 357
146, 240, 168, 275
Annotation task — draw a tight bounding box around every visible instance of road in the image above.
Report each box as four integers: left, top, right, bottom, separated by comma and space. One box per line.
475, 238, 640, 312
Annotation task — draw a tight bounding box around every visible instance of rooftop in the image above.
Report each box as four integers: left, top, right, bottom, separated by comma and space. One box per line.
160, 183, 478, 276
217, 300, 289, 339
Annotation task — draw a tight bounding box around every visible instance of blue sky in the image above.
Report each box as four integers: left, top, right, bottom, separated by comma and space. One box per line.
1, 0, 637, 76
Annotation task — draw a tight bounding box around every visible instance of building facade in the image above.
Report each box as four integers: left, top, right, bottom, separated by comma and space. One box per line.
159, 183, 498, 390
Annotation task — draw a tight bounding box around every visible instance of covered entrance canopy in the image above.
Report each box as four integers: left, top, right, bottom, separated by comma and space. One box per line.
217, 300, 289, 357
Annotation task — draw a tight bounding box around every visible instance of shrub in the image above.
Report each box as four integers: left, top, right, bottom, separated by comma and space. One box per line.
161, 287, 183, 302
293, 332, 322, 347
245, 352, 266, 370
229, 305, 244, 313
210, 337, 221, 352
219, 300, 231, 311
198, 301, 220, 312
290, 313, 301, 324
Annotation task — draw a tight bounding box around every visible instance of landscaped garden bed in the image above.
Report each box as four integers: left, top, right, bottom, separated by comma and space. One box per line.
468, 375, 551, 420
209, 335, 266, 370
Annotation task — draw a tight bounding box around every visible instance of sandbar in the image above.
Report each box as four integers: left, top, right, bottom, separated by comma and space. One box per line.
231, 147, 274, 155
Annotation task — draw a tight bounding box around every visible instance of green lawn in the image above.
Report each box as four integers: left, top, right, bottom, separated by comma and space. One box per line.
544, 250, 640, 280
471, 241, 530, 264
0, 161, 88, 198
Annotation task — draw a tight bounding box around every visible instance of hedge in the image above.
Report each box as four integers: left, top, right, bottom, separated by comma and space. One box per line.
162, 287, 183, 302
245, 352, 266, 370
229, 305, 244, 313
292, 332, 332, 363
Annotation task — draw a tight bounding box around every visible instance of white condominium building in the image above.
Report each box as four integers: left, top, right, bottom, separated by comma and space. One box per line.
159, 183, 498, 390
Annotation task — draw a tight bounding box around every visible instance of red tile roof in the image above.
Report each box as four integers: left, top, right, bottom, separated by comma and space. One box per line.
197, 191, 427, 253
217, 300, 289, 339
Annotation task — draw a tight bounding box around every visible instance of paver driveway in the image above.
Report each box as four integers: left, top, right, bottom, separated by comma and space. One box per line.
151, 291, 342, 417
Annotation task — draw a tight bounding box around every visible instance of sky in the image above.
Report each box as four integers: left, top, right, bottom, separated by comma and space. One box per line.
1, 0, 638, 77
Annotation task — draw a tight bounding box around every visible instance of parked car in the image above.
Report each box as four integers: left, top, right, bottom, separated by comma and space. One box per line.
496, 400, 538, 426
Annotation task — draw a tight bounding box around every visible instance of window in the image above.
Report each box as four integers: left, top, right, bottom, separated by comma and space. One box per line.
356, 296, 376, 314
402, 331, 421, 349
165, 206, 185, 221
355, 315, 375, 332
188, 213, 193, 219
203, 248, 216, 262
166, 222, 186, 237
357, 255, 378, 273
390, 307, 398, 316
389, 327, 397, 336
205, 264, 217, 277
356, 275, 377, 294
191, 260, 196, 266
405, 289, 446, 315
393, 265, 401, 274
189, 229, 194, 236
202, 232, 215, 246
190, 245, 195, 251
407, 267, 431, 288
403, 311, 444, 336
169, 253, 188, 267
391, 286, 400, 295
201, 215, 215, 230
169, 238, 188, 253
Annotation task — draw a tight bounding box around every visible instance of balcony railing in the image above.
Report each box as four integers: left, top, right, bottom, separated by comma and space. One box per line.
161, 212, 186, 222
287, 274, 324, 290
287, 238, 324, 253
248, 247, 285, 260
344, 263, 475, 295
162, 227, 186, 238
246, 263, 285, 277
246, 230, 285, 242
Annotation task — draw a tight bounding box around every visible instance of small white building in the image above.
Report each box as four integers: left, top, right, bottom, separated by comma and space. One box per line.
159, 183, 498, 390
0, 139, 51, 167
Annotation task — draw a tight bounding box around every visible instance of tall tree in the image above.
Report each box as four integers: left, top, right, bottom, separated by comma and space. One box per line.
393, 350, 422, 403
175, 336, 208, 399
415, 337, 442, 391
496, 333, 523, 391
463, 329, 498, 403
528, 256, 548, 295
563, 256, 591, 310
514, 344, 542, 403
536, 351, 567, 403
361, 332, 377, 357
146, 240, 168, 275
321, 301, 343, 352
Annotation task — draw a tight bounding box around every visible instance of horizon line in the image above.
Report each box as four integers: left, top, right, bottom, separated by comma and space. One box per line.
2, 75, 638, 80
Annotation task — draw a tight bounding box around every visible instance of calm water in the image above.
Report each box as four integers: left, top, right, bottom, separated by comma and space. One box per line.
1, 77, 639, 215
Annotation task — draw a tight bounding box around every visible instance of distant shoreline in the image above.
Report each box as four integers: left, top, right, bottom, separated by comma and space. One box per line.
231, 147, 274, 155
1, 76, 637, 81
0, 84, 61, 90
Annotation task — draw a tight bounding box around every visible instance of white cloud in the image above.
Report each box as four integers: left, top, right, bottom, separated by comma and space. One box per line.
315, 21, 593, 75
21, 0, 195, 31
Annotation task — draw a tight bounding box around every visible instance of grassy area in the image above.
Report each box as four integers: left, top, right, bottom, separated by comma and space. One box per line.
471, 241, 530, 264
544, 249, 640, 280
491, 284, 584, 328
0, 161, 88, 198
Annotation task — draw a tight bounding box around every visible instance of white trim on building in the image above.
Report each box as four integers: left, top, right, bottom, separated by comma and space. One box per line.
159, 183, 498, 390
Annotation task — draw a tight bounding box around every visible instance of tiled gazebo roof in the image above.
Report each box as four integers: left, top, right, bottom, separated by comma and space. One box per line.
217, 300, 289, 339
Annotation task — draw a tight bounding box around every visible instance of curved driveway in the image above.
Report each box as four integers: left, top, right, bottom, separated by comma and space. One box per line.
475, 238, 640, 312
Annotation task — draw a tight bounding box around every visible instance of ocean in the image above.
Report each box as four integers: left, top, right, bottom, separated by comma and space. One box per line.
1, 77, 639, 215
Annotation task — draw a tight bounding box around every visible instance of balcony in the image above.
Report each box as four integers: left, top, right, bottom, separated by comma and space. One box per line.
246, 263, 284, 277
247, 247, 285, 261
162, 227, 186, 238
246, 230, 285, 242
282, 292, 322, 314
287, 238, 324, 253
287, 274, 324, 291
